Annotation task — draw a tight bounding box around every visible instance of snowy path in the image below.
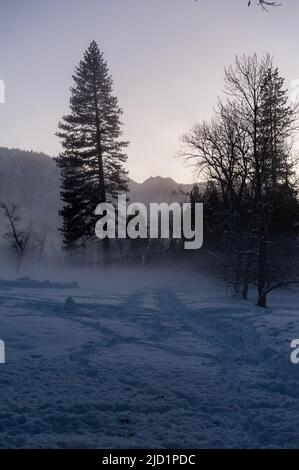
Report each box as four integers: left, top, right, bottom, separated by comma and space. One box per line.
0, 280, 299, 448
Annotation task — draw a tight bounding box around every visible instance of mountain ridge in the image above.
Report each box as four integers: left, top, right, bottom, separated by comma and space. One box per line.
0, 148, 200, 238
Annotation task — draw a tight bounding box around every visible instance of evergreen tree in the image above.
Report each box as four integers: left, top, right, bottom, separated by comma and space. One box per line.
56, 41, 128, 251
259, 65, 294, 192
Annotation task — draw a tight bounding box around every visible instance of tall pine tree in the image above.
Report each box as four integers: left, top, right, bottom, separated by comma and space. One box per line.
259, 64, 294, 191
56, 41, 128, 251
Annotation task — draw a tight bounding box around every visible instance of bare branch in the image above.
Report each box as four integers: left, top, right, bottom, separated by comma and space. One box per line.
255, 1, 281, 10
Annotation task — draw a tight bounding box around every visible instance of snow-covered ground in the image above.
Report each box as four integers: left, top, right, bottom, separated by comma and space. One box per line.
0, 270, 299, 448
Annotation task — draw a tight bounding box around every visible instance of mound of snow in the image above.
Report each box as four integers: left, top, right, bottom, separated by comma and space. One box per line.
0, 277, 79, 289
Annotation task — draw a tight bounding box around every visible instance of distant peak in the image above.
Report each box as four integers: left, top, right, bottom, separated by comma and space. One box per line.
142, 176, 178, 185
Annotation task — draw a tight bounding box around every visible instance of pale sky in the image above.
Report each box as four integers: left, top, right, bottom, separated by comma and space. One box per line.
0, 0, 297, 183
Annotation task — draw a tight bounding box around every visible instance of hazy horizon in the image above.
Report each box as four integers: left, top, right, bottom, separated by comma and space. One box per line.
0, 0, 298, 183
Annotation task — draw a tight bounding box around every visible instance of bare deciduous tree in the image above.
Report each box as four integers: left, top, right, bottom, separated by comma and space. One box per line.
182, 54, 299, 308
0, 203, 37, 275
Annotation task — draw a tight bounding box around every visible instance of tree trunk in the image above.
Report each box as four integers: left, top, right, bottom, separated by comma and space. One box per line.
103, 238, 110, 265
257, 292, 267, 308
242, 282, 249, 300
92, 71, 110, 264
257, 216, 268, 309
257, 213, 267, 309
15, 255, 22, 278
242, 253, 251, 300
